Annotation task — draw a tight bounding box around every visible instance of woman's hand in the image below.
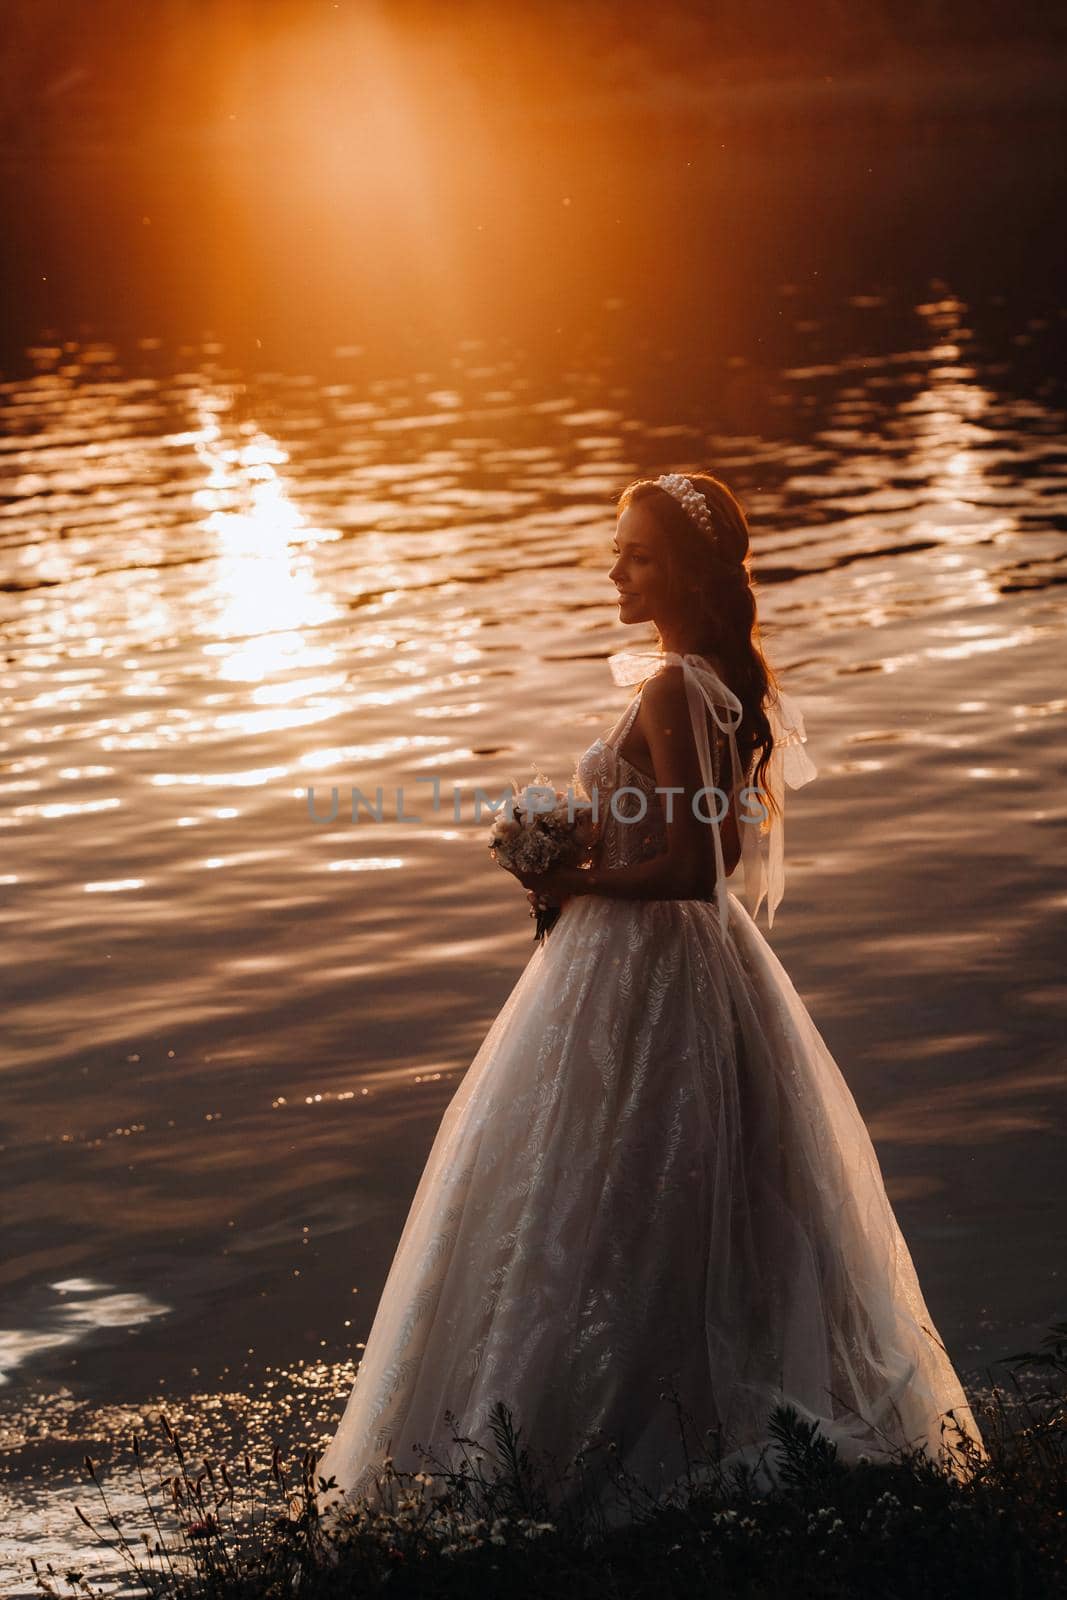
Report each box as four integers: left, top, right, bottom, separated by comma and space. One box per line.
512, 864, 581, 909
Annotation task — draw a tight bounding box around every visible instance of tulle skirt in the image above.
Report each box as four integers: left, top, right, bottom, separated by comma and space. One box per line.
315, 889, 986, 1516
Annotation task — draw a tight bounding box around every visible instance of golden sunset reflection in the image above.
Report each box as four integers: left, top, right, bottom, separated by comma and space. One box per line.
188, 397, 342, 686
13, 797, 121, 820
151, 765, 289, 789
0, 1281, 170, 1389
326, 858, 406, 873
799, 301, 1010, 665
904, 298, 1004, 582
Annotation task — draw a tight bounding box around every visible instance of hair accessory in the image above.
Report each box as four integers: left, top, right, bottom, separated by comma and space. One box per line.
654, 473, 717, 540
654, 472, 748, 578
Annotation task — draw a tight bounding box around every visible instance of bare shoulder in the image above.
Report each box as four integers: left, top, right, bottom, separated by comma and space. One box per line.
640, 663, 729, 765
641, 664, 687, 717
639, 666, 691, 742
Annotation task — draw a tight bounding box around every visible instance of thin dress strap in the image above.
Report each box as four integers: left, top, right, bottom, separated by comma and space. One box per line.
609, 690, 643, 750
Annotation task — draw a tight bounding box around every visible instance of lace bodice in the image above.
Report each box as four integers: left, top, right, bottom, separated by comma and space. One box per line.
573, 686, 723, 873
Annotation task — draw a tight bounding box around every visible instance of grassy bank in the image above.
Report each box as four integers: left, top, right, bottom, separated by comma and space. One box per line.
33, 1323, 1066, 1600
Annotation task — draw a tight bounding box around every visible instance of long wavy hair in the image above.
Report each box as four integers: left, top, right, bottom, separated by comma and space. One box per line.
615, 472, 781, 822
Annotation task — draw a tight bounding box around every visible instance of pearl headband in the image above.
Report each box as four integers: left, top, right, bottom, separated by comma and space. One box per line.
654, 473, 717, 539
654, 472, 748, 578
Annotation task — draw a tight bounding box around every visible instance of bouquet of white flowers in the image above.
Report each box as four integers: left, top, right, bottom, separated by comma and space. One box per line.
488, 773, 600, 943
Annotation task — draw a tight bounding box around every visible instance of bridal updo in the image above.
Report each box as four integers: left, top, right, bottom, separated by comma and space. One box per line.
616, 471, 780, 821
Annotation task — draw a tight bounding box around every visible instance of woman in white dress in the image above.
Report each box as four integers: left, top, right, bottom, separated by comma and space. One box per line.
315, 471, 987, 1515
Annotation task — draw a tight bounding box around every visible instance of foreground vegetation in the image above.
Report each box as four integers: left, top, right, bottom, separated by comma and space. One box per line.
33, 1325, 1066, 1600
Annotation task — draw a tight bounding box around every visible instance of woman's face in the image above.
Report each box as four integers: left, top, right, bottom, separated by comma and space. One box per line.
609, 502, 678, 627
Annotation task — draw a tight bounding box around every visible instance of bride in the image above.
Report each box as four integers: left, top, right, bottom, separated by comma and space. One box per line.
315, 471, 987, 1515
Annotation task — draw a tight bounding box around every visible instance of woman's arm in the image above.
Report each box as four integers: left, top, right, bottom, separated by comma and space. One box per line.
554, 667, 725, 903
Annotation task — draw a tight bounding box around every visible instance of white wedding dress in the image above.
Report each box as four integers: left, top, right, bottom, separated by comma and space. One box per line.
315, 650, 987, 1515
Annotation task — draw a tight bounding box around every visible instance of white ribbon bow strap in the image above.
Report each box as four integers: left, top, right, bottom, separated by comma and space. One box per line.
747, 686, 818, 930
606, 649, 817, 933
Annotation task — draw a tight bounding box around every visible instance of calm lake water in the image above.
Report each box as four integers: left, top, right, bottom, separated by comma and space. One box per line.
1, 108, 1065, 1584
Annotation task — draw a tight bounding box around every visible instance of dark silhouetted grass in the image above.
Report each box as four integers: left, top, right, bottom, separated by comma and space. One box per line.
34, 1323, 1066, 1600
